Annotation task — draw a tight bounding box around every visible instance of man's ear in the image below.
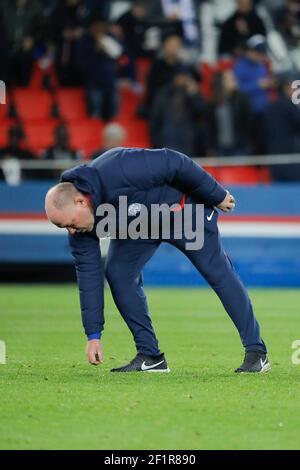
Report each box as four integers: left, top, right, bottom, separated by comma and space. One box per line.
74, 194, 88, 207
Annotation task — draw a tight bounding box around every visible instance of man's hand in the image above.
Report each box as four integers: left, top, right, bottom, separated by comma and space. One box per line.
217, 191, 236, 212
259, 77, 276, 90
23, 37, 34, 51
86, 340, 104, 366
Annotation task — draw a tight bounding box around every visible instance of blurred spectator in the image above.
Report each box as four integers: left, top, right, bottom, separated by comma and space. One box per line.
263, 0, 286, 14
159, 0, 199, 47
0, 124, 36, 184
85, 0, 110, 21
41, 124, 82, 179
90, 123, 127, 159
145, 0, 184, 40
46, 0, 110, 27
117, 1, 148, 57
40, 0, 59, 18
50, 0, 89, 86
76, 17, 123, 119
144, 35, 184, 116
116, 1, 149, 83
218, 0, 266, 57
263, 73, 300, 182
234, 35, 275, 154
0, 0, 44, 87
274, 0, 300, 49
150, 68, 205, 156
234, 35, 272, 114
42, 124, 82, 161
206, 70, 251, 156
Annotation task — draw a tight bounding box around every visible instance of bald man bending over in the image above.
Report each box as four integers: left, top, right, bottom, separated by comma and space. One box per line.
45, 147, 270, 374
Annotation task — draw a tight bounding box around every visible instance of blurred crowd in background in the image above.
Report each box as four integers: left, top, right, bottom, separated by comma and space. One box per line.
0, 0, 300, 183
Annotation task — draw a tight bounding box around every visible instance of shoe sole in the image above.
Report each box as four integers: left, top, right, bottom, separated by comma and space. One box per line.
236, 363, 272, 374
110, 368, 171, 373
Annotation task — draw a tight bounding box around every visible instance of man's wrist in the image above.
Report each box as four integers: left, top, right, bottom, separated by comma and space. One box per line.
87, 332, 101, 341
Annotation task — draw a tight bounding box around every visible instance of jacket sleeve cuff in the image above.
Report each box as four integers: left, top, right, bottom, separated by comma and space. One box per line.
87, 332, 101, 341
208, 185, 227, 207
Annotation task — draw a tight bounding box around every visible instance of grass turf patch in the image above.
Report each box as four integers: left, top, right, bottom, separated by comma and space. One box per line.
0, 285, 299, 450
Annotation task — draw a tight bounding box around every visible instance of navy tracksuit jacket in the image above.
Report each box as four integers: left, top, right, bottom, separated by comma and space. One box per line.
61, 147, 266, 356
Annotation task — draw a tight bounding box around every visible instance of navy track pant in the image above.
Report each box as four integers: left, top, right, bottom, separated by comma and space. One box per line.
104, 206, 267, 357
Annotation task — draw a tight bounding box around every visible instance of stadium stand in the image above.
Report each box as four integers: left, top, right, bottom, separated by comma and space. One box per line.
12, 89, 54, 122
55, 88, 88, 122
23, 120, 59, 154
68, 119, 104, 156
0, 0, 299, 286
218, 165, 271, 185
0, 0, 299, 172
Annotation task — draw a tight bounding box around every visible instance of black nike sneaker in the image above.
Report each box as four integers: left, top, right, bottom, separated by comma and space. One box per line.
110, 353, 170, 373
235, 351, 271, 373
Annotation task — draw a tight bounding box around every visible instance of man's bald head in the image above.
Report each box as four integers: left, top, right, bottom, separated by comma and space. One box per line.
45, 183, 95, 234
47, 182, 79, 210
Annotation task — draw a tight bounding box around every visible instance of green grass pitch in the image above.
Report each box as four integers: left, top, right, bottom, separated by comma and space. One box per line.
0, 285, 300, 450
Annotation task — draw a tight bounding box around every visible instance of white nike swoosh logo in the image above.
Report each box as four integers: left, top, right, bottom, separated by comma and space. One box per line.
141, 360, 164, 371
206, 210, 215, 222
260, 358, 268, 368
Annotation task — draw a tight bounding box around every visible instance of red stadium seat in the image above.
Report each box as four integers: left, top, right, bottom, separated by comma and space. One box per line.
56, 88, 87, 122
29, 62, 59, 90
259, 166, 272, 183
120, 119, 150, 148
200, 60, 234, 99
136, 58, 152, 84
13, 89, 53, 121
218, 166, 261, 185
118, 87, 138, 119
23, 120, 59, 154
202, 166, 220, 180
68, 119, 103, 157
216, 58, 234, 72
200, 63, 215, 99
